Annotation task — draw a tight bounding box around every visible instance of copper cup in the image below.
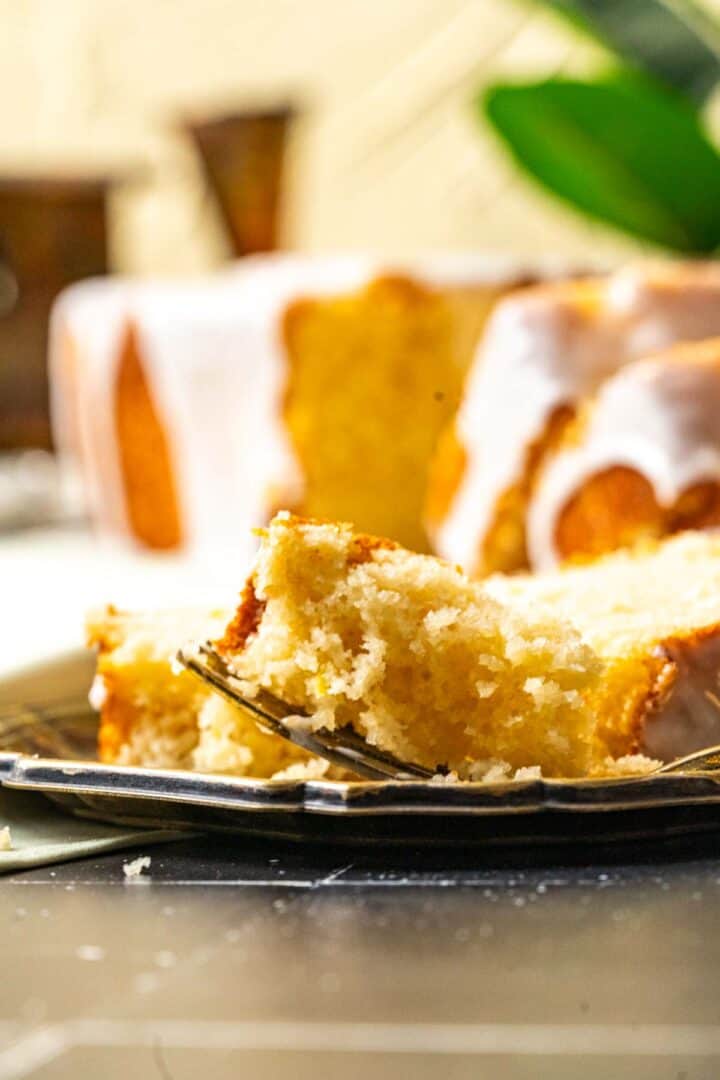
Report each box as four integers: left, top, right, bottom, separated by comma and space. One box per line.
187, 105, 295, 256
0, 175, 111, 449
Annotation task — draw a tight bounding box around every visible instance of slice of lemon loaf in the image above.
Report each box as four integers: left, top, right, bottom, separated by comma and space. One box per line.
487, 530, 720, 763
89, 525, 720, 781
216, 513, 606, 779
87, 606, 332, 779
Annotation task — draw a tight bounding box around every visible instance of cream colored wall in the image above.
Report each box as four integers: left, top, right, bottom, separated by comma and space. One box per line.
1, 0, 716, 273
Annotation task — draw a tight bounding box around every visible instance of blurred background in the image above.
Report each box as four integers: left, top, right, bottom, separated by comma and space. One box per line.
0, 0, 650, 276
4, 0, 720, 667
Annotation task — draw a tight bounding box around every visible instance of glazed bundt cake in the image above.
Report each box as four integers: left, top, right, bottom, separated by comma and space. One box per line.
52, 254, 538, 557
428, 261, 720, 575
215, 513, 605, 779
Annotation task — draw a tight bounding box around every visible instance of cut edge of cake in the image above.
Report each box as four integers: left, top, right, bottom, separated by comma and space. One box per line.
215, 512, 642, 780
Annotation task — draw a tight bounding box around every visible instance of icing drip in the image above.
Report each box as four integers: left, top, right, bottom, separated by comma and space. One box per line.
436, 262, 720, 574
529, 347, 720, 569
51, 254, 555, 559
436, 284, 618, 573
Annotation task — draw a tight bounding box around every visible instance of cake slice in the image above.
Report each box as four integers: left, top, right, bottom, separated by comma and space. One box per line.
87, 606, 334, 779
88, 521, 720, 782
487, 530, 720, 763
215, 513, 607, 779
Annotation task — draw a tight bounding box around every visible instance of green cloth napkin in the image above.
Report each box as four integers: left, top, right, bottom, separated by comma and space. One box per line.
0, 786, 189, 875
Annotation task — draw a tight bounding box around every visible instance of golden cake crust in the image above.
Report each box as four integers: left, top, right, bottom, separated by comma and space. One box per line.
114, 324, 183, 550
217, 579, 267, 653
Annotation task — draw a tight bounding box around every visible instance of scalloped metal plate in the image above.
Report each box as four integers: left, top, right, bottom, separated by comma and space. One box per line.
5, 649, 720, 847
5, 750, 720, 847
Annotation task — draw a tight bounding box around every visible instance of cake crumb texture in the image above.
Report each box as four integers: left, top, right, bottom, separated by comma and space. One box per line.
86, 605, 343, 778
123, 855, 152, 879
220, 512, 605, 778
114, 324, 183, 550
282, 276, 496, 551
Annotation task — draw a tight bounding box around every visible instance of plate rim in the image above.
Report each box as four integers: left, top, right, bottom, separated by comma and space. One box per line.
4, 751, 720, 818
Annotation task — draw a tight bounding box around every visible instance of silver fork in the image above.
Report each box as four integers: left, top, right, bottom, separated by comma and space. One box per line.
176, 643, 437, 780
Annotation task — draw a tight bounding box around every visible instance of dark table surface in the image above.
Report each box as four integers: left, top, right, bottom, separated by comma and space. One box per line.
2, 832, 720, 1080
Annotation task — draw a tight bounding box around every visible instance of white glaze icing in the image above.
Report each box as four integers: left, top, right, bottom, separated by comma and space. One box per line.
51, 253, 558, 558
434, 261, 720, 575
528, 349, 720, 569
434, 284, 618, 573
608, 261, 720, 355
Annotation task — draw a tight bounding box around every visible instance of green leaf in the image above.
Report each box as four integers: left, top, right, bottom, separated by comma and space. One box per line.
481, 72, 720, 252
530, 0, 720, 103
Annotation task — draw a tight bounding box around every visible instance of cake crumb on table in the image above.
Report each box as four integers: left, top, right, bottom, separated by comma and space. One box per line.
513, 765, 543, 781
0, 826, 12, 851
123, 854, 152, 879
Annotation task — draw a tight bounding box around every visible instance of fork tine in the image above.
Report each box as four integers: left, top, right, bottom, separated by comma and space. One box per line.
176, 643, 436, 781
